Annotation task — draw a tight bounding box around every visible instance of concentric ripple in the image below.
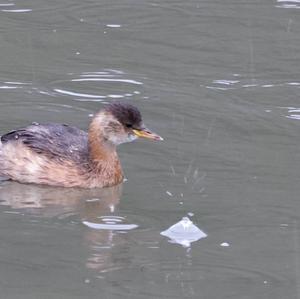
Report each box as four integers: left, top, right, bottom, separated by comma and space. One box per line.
82, 215, 138, 231
49, 69, 144, 102
98, 259, 289, 299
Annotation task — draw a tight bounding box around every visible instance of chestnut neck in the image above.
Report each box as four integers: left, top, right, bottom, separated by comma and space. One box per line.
88, 118, 118, 164
86, 112, 124, 187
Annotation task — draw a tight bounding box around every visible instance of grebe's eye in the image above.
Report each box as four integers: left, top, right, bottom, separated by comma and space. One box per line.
125, 123, 132, 128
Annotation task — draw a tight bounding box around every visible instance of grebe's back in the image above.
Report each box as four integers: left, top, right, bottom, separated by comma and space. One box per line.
0, 123, 92, 187
1, 123, 89, 163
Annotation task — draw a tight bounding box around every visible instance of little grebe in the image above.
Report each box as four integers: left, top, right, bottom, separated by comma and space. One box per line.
0, 102, 162, 188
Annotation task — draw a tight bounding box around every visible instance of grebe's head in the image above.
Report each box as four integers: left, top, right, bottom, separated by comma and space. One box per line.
94, 102, 163, 146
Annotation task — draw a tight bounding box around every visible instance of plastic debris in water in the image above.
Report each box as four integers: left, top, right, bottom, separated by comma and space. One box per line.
160, 217, 207, 248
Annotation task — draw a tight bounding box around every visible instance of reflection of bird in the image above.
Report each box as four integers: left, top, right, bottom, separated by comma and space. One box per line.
0, 102, 162, 188
0, 181, 122, 218
0, 181, 125, 272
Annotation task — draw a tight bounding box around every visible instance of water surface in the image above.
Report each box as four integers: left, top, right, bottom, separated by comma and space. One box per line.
0, 0, 300, 298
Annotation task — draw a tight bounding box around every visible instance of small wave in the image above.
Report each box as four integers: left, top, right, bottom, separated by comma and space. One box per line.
1, 8, 32, 12
0, 3, 15, 6
276, 0, 300, 8
206, 76, 300, 91
82, 215, 138, 231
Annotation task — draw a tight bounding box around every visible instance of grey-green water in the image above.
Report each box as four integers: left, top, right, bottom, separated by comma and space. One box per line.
0, 0, 300, 298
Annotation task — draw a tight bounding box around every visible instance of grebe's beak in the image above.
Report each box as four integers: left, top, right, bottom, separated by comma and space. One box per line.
133, 128, 163, 141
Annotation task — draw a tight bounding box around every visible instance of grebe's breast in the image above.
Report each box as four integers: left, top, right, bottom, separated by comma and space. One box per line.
1, 123, 89, 164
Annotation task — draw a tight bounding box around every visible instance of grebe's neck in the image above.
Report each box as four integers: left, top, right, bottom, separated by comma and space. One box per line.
88, 124, 115, 162
87, 114, 123, 186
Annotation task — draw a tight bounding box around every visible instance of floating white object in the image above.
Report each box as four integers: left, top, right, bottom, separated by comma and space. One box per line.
160, 217, 207, 248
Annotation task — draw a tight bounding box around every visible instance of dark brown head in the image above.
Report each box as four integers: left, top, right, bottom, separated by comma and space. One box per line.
91, 102, 163, 146
105, 102, 143, 131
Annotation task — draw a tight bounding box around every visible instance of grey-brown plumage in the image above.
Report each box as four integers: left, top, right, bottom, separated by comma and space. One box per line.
1, 123, 89, 164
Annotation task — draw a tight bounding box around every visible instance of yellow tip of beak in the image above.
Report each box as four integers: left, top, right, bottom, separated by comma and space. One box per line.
133, 129, 163, 141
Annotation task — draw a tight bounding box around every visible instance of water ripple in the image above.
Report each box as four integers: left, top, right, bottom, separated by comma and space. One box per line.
206, 75, 300, 91
0, 80, 31, 90
0, 3, 15, 6
276, 0, 300, 8
0, 3, 32, 13
83, 216, 138, 231
103, 260, 288, 298
280, 106, 300, 120
49, 70, 144, 102
71, 78, 143, 85
1, 8, 32, 12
